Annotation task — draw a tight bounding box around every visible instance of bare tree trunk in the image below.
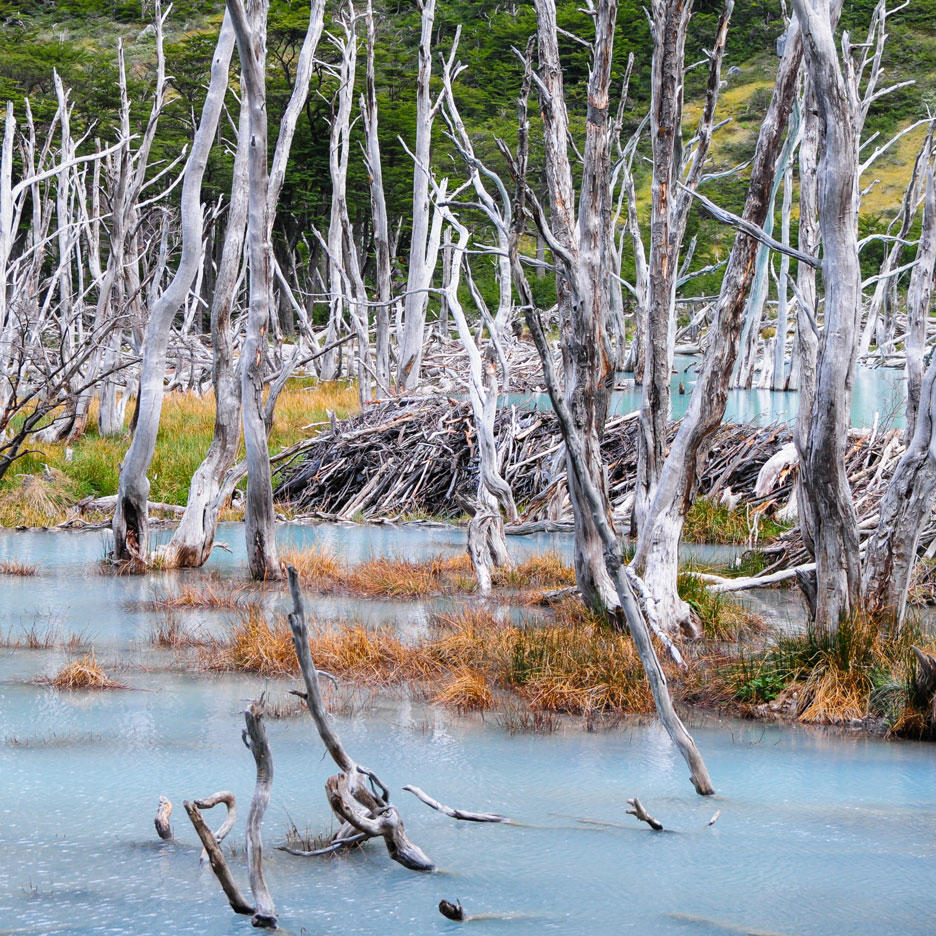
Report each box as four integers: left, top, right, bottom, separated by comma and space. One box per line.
113, 14, 234, 563
362, 0, 392, 396
163, 104, 249, 567
229, 0, 280, 581
532, 0, 618, 611
631, 11, 803, 636
792, 0, 862, 627
862, 351, 936, 625
905, 149, 936, 439
397, 0, 438, 390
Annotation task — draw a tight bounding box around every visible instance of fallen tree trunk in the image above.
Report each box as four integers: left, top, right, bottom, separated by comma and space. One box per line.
285, 566, 435, 871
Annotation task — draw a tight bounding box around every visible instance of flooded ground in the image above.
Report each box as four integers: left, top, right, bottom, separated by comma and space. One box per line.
510, 356, 906, 429
1, 523, 934, 935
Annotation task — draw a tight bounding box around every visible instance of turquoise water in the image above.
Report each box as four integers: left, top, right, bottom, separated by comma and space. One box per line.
0, 664, 933, 935
1, 525, 934, 935
510, 357, 907, 429
0, 525, 743, 649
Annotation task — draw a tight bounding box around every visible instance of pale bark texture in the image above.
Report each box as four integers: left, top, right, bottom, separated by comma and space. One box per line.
397, 0, 438, 390
532, 0, 618, 611
792, 0, 862, 628
905, 152, 936, 440
112, 16, 235, 562
163, 103, 249, 568
229, 0, 281, 581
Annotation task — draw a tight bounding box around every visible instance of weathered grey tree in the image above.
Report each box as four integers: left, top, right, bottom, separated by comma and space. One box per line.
228, 0, 280, 580
112, 13, 235, 563
631, 8, 805, 635
530, 0, 618, 610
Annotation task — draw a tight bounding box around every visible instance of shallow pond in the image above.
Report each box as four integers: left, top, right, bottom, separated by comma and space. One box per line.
1, 525, 934, 936
0, 524, 750, 649
510, 356, 907, 429
0, 662, 934, 936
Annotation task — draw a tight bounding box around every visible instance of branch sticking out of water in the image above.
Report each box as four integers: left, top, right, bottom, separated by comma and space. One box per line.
626, 797, 663, 831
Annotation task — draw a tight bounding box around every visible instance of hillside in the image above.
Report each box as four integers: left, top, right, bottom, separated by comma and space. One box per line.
1, 0, 935, 306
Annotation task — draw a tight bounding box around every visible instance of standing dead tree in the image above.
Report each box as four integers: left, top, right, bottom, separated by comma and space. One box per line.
113, 12, 236, 564
530, 0, 618, 611
229, 0, 280, 581
634, 0, 733, 537
397, 0, 443, 390
185, 700, 277, 929
631, 4, 804, 636
164, 0, 326, 570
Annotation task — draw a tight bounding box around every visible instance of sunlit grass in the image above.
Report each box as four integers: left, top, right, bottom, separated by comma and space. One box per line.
0, 380, 359, 527
46, 653, 126, 690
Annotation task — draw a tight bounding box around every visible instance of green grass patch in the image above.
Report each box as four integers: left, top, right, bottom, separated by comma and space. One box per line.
683, 497, 789, 545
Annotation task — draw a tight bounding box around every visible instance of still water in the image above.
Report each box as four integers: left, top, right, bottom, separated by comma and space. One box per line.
0, 524, 934, 935
510, 356, 907, 429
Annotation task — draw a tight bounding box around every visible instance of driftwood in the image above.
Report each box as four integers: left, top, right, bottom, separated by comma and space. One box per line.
626, 797, 663, 831
439, 900, 465, 921
183, 702, 276, 928
285, 565, 434, 871
154, 795, 173, 840
402, 785, 510, 823
183, 799, 254, 917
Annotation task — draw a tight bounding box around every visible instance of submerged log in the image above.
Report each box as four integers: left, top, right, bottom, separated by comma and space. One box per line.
439, 899, 465, 921
626, 797, 663, 831
154, 795, 173, 840
285, 565, 434, 871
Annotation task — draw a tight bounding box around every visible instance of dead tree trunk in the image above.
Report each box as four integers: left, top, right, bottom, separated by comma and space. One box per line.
112, 14, 234, 563
229, 0, 281, 581
792, 0, 863, 628
438, 210, 516, 592
631, 10, 803, 636
905, 145, 936, 440
532, 0, 618, 611
163, 103, 249, 568
285, 567, 435, 870
525, 311, 714, 795
633, 0, 732, 534
362, 0, 392, 396
397, 0, 439, 390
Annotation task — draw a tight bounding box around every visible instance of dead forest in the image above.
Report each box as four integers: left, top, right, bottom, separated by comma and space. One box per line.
3, 0, 936, 927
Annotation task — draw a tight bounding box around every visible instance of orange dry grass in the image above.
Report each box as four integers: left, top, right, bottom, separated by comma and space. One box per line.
0, 559, 37, 576
345, 555, 463, 597
280, 547, 344, 589
148, 582, 253, 610
49, 654, 126, 690
432, 668, 495, 712
492, 552, 576, 589
208, 599, 656, 717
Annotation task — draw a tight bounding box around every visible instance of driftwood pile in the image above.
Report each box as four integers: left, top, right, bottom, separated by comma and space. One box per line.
275, 397, 931, 566
274, 397, 789, 523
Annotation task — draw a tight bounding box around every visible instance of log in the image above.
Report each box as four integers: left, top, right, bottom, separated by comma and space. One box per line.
183, 800, 254, 917
242, 699, 277, 928
625, 797, 663, 831
402, 785, 510, 823
285, 566, 435, 871
154, 795, 173, 840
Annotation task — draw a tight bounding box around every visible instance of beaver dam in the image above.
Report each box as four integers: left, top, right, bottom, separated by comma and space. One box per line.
274, 397, 929, 573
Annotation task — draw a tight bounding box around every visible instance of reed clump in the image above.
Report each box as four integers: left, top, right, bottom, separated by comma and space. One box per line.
683, 497, 788, 545
677, 572, 765, 640
717, 613, 936, 733
0, 559, 37, 576
205, 600, 658, 717
145, 582, 253, 611
0, 468, 78, 528
491, 552, 577, 589
48, 654, 126, 690
280, 548, 575, 599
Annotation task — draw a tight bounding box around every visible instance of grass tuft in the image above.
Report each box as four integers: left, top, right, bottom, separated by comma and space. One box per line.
0, 559, 38, 576
683, 496, 789, 545
48, 653, 126, 690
